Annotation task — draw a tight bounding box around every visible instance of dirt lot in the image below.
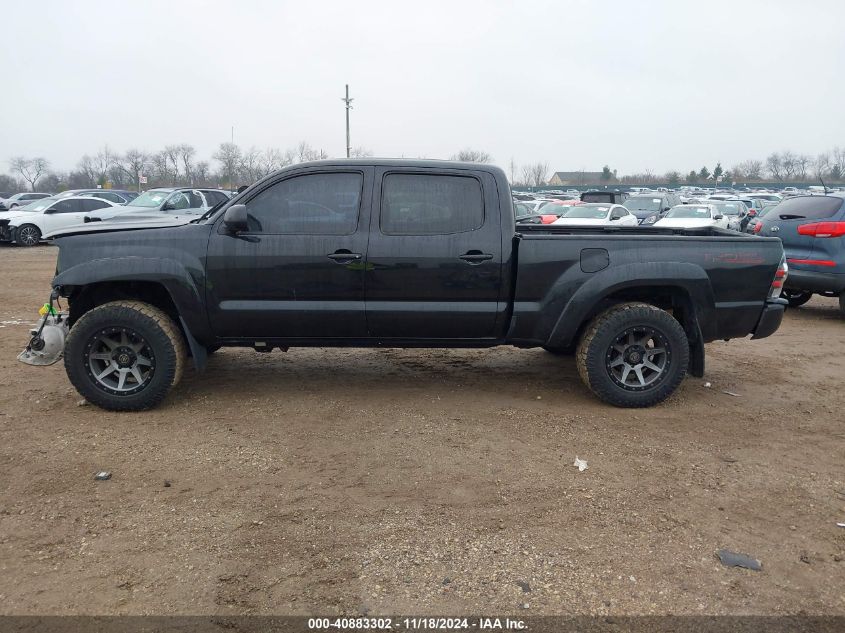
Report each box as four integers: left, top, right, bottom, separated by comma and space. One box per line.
0, 244, 843, 616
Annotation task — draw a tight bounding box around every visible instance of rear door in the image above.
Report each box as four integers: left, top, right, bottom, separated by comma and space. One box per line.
365, 167, 503, 339
205, 167, 373, 339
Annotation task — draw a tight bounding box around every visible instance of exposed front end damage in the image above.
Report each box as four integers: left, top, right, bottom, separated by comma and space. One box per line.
18, 290, 69, 367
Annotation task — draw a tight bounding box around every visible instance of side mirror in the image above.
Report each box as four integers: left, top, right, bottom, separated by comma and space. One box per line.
714, 214, 724, 220
223, 204, 248, 233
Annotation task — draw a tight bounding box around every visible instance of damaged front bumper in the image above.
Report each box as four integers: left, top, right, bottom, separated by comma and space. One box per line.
18, 290, 70, 366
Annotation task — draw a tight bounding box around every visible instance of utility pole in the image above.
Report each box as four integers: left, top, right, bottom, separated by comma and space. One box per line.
341, 84, 353, 158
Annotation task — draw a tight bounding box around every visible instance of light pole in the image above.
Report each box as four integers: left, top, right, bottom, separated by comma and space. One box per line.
341, 84, 353, 158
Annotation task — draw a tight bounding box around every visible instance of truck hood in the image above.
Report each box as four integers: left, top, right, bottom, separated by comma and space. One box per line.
43, 214, 199, 239
653, 218, 716, 229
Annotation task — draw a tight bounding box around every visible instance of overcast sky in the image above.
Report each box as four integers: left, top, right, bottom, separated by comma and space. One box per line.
2, 0, 844, 176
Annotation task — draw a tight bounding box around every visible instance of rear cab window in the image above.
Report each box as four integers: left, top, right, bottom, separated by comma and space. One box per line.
380, 173, 483, 235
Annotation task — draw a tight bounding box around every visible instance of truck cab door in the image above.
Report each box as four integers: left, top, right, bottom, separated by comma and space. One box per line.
364, 168, 504, 339
205, 167, 373, 340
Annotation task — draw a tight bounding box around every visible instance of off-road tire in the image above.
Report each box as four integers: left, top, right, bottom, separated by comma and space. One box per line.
783, 290, 812, 308
576, 302, 689, 408
64, 301, 186, 411
15, 224, 41, 247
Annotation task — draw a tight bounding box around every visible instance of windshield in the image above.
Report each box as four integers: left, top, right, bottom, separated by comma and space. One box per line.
561, 205, 610, 219
128, 190, 170, 208
624, 197, 662, 212
712, 202, 745, 215
664, 206, 711, 219
20, 196, 57, 212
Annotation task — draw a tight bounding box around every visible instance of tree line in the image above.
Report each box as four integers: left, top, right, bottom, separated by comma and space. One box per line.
2, 142, 374, 193
5, 144, 845, 193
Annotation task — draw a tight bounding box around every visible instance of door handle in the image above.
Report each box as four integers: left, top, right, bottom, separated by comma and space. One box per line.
327, 250, 362, 262
459, 251, 493, 263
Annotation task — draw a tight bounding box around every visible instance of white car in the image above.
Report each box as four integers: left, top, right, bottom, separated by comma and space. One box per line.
552, 203, 638, 227
653, 204, 730, 230
0, 196, 119, 246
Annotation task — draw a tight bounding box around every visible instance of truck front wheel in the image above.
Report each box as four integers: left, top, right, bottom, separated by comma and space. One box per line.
64, 300, 186, 411
576, 302, 689, 408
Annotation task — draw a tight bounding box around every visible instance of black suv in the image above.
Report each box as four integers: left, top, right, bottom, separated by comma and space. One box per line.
623, 193, 683, 224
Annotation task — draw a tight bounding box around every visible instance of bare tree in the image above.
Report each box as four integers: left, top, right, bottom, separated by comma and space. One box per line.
162, 145, 182, 185
239, 147, 264, 184
295, 141, 316, 163
765, 153, 783, 180
212, 142, 242, 189
350, 146, 373, 158
521, 161, 549, 187
9, 156, 50, 191
115, 149, 149, 189
150, 151, 174, 185
178, 144, 196, 185
796, 154, 812, 180
736, 159, 763, 180
194, 161, 211, 186
814, 152, 831, 178
260, 148, 292, 175
450, 149, 492, 163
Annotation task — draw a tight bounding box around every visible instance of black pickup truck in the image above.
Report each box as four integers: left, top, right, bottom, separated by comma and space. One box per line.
20, 159, 787, 411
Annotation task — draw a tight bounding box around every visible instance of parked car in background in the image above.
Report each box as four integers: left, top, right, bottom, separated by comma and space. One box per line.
745, 203, 779, 234
0, 192, 14, 201
749, 193, 782, 203
760, 194, 845, 313
653, 204, 730, 230
54, 189, 139, 204
117, 187, 229, 216
0, 192, 52, 211
623, 193, 682, 224
580, 190, 629, 204
729, 197, 767, 217
552, 203, 638, 226
0, 196, 119, 246
708, 200, 748, 231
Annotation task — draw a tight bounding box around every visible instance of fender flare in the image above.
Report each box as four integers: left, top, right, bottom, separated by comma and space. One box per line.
53, 257, 210, 370
545, 261, 716, 349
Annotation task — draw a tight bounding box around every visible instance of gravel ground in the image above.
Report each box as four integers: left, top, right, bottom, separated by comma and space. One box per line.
0, 244, 844, 615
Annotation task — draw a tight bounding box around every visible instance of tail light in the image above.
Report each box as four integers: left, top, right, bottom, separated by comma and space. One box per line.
769, 257, 788, 299
539, 214, 558, 224
797, 221, 845, 238
753, 221, 764, 234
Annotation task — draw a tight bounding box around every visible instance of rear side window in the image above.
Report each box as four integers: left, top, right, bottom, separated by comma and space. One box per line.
381, 173, 483, 235
203, 190, 226, 206
774, 196, 843, 220
82, 199, 111, 211
244, 172, 363, 234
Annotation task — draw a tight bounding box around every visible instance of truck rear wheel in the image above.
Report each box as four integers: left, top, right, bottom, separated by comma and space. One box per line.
64, 300, 186, 411
576, 302, 689, 408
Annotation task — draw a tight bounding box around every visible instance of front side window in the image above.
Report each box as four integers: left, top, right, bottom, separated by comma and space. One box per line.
51, 199, 81, 213
244, 172, 363, 234
381, 173, 483, 235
